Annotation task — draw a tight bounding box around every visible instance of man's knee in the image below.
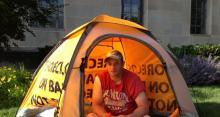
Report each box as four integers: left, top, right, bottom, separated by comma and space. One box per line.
143, 115, 151, 117
86, 113, 98, 117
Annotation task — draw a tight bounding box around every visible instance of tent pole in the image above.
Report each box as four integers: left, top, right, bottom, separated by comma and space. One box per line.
79, 57, 88, 117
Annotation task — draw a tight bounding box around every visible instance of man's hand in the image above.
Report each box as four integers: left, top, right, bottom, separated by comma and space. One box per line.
127, 91, 150, 117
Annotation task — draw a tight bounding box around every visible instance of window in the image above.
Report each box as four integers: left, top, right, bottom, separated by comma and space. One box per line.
190, 0, 207, 34
121, 0, 143, 24
30, 0, 64, 29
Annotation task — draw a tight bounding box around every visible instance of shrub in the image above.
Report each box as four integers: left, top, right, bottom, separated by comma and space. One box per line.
179, 55, 220, 86
168, 44, 220, 58
168, 44, 220, 85
0, 64, 32, 108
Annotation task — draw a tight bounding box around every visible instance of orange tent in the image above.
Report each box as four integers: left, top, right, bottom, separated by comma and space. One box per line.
16, 15, 198, 117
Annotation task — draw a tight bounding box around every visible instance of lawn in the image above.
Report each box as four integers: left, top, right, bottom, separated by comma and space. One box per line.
1, 85, 219, 117
189, 85, 220, 117
0, 107, 18, 117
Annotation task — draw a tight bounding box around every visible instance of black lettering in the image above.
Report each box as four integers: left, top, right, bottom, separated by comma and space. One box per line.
54, 61, 59, 74
155, 64, 164, 75
86, 74, 94, 84
64, 63, 69, 74
89, 58, 96, 69
148, 98, 177, 112
147, 64, 154, 75
31, 95, 49, 106
42, 97, 49, 104
142, 64, 146, 75
85, 101, 92, 106
132, 65, 137, 73
49, 80, 54, 92
137, 65, 141, 74
55, 81, 62, 93
37, 96, 44, 105
159, 82, 169, 93
44, 61, 69, 75
86, 89, 93, 98
126, 64, 165, 76
167, 100, 177, 111
58, 62, 64, 75
156, 99, 166, 111
39, 79, 47, 90
51, 62, 55, 72
31, 95, 37, 105
149, 81, 169, 93
55, 62, 63, 75
48, 80, 62, 93
148, 98, 155, 109
149, 81, 158, 93
52, 62, 56, 72
50, 62, 54, 72
97, 58, 104, 68
85, 58, 106, 69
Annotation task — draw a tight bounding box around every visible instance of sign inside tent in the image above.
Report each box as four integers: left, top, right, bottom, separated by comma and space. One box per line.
84, 37, 178, 114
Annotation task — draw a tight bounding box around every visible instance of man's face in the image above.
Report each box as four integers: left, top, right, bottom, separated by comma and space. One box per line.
106, 58, 123, 78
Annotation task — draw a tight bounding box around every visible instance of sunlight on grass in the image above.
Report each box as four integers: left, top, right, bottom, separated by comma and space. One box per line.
0, 107, 18, 117
189, 85, 220, 117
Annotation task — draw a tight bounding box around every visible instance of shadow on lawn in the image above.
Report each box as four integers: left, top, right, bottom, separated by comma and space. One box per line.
190, 86, 216, 101
195, 102, 220, 117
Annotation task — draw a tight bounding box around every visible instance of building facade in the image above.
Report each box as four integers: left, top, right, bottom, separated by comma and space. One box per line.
17, 0, 220, 50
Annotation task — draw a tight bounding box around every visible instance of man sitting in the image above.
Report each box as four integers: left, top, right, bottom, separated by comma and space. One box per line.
87, 50, 150, 117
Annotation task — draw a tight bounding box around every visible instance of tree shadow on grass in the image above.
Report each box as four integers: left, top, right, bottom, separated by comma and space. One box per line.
190, 87, 215, 100
195, 102, 220, 117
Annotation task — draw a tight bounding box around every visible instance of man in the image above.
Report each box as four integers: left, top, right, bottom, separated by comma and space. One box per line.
87, 50, 150, 117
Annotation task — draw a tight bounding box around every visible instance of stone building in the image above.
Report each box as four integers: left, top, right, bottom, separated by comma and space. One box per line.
17, 0, 220, 50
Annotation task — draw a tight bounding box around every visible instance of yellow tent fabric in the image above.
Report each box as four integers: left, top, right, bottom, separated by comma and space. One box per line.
16, 28, 85, 116
16, 15, 198, 117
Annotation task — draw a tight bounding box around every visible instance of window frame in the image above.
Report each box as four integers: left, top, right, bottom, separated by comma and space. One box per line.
190, 0, 207, 34
121, 0, 143, 25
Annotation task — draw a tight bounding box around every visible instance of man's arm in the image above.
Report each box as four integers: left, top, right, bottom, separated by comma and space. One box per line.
128, 91, 150, 117
92, 76, 108, 117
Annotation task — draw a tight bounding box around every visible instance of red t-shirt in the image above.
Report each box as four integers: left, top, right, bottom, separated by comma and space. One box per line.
97, 68, 146, 116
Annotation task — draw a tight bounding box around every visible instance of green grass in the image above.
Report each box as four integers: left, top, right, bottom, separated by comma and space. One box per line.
0, 86, 219, 117
0, 107, 18, 117
190, 85, 220, 117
